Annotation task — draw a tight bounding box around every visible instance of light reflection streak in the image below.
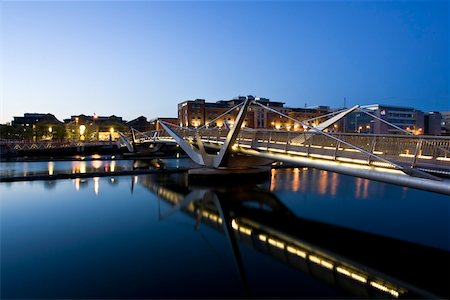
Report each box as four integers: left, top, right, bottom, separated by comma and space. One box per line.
318, 170, 327, 195
292, 168, 300, 192
330, 172, 338, 196
270, 169, 277, 192
92, 160, 102, 169
72, 161, 87, 174
93, 177, 99, 195
48, 161, 54, 175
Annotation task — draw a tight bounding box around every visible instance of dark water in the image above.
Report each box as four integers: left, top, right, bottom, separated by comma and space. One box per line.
1, 159, 449, 299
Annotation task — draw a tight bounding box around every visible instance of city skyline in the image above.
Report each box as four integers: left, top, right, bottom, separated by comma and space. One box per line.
1, 1, 448, 124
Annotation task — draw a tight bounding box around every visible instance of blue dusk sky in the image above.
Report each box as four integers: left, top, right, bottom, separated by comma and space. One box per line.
1, 0, 448, 123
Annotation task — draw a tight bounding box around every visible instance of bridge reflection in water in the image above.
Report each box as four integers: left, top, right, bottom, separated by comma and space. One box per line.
136, 173, 449, 299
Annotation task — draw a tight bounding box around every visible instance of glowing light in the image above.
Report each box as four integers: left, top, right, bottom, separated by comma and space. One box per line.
417, 155, 433, 160
92, 160, 102, 169
309, 153, 334, 160
110, 127, 114, 134
110, 160, 116, 172
48, 126, 53, 133
93, 177, 99, 195
258, 234, 268, 242
268, 237, 285, 249
232, 219, 238, 230
48, 161, 54, 175
336, 157, 368, 164
437, 157, 450, 162
370, 281, 400, 298
336, 266, 367, 283
239, 226, 252, 235
286, 245, 307, 258
79, 125, 86, 135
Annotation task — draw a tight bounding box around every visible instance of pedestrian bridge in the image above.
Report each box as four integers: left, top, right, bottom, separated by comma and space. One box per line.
121, 100, 450, 195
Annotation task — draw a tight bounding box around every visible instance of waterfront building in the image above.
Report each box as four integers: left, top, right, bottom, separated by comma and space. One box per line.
64, 114, 127, 141
10, 113, 64, 141
178, 96, 258, 129
343, 104, 425, 135
127, 116, 150, 132
12, 113, 53, 127
177, 95, 329, 130
424, 112, 442, 136
441, 112, 450, 135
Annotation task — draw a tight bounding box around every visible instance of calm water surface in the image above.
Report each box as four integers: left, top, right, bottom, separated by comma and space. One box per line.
1, 159, 449, 298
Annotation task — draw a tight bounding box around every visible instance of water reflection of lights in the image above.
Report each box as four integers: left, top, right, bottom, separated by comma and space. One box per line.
194, 206, 407, 298
318, 170, 328, 195
355, 177, 369, 199
292, 168, 300, 192
93, 177, 99, 195
74, 178, 80, 191
92, 160, 102, 169
110, 161, 116, 172
48, 161, 54, 175
241, 219, 405, 298
72, 161, 87, 174
150, 184, 408, 299
270, 169, 277, 192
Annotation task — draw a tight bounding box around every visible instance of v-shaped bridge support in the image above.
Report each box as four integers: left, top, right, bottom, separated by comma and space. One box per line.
159, 99, 252, 168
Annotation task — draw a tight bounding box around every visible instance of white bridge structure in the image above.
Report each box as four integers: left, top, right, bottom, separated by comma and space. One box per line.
121, 100, 450, 195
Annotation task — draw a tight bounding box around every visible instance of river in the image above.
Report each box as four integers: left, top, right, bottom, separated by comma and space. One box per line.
1, 157, 449, 298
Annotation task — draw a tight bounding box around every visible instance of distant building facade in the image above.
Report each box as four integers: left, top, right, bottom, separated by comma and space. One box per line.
343, 104, 425, 135
127, 116, 150, 132
10, 113, 64, 141
12, 113, 49, 127
177, 95, 329, 130
64, 114, 127, 141
424, 112, 442, 136
441, 112, 450, 136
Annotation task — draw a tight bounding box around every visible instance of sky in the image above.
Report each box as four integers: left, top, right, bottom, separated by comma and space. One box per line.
1, 0, 448, 123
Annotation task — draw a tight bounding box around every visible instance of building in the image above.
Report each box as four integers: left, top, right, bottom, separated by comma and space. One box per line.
10, 113, 64, 141
178, 96, 258, 129
127, 116, 150, 132
441, 112, 450, 136
12, 113, 48, 127
424, 112, 442, 136
64, 114, 128, 141
344, 104, 425, 135
177, 95, 329, 130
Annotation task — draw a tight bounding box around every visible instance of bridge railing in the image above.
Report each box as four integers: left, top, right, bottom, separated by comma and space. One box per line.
235, 130, 450, 169
135, 127, 450, 171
